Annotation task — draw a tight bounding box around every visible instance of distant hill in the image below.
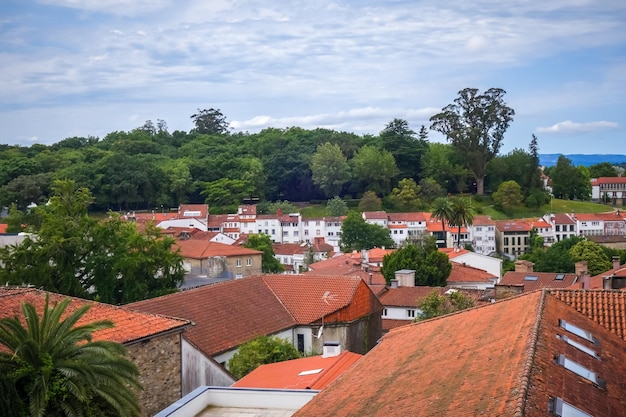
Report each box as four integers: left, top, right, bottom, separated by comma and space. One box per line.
539, 154, 626, 167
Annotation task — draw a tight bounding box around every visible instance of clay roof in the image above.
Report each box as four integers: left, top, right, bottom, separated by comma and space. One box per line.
379, 286, 444, 307
447, 263, 497, 284
238, 205, 257, 215
207, 214, 228, 227
552, 213, 576, 225
381, 318, 413, 332
387, 212, 428, 222
439, 247, 471, 259
592, 177, 626, 184
365, 247, 394, 262
128, 276, 297, 356
500, 271, 578, 292
174, 240, 261, 259
472, 215, 496, 226
273, 243, 307, 256
0, 224, 7, 234
573, 213, 602, 221
549, 289, 626, 341
362, 211, 388, 220
295, 290, 626, 417
305, 254, 387, 289
495, 220, 533, 232
128, 274, 380, 356
0, 288, 189, 345
178, 204, 208, 219
232, 351, 362, 390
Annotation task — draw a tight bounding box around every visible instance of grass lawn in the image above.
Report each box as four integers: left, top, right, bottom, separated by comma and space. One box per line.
474, 198, 615, 220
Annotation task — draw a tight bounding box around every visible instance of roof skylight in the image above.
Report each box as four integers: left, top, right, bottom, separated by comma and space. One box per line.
298, 368, 323, 376
555, 274, 565, 281
550, 397, 593, 417
557, 355, 605, 389
557, 335, 600, 360
559, 320, 599, 345
524, 275, 539, 281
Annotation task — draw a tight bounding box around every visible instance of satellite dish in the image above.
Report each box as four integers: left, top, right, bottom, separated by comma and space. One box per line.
314, 325, 323, 339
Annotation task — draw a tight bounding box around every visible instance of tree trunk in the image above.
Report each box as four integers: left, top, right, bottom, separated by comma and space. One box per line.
476, 177, 485, 195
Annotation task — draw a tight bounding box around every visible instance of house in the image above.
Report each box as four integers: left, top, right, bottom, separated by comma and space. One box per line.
496, 260, 583, 296
591, 176, 626, 206
495, 219, 533, 258
468, 215, 497, 255
174, 240, 262, 279
379, 284, 445, 331
362, 211, 388, 228
440, 247, 503, 280
0, 287, 190, 417
446, 262, 498, 290
528, 218, 554, 245
582, 257, 626, 290
128, 274, 383, 395
572, 213, 605, 237
157, 204, 210, 231
306, 251, 387, 295
273, 242, 309, 273
232, 344, 362, 390
543, 213, 577, 243
294, 289, 626, 416
386, 212, 429, 246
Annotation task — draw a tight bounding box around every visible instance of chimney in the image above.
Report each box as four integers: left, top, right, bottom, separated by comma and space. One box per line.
575, 261, 588, 277
514, 260, 534, 273
277, 207, 282, 216
369, 272, 373, 285
580, 271, 590, 289
322, 341, 341, 358
390, 279, 399, 288
394, 269, 416, 287
613, 256, 621, 271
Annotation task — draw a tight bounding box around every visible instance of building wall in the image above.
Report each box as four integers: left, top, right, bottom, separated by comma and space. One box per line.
382, 306, 419, 320
181, 339, 235, 395
452, 253, 502, 280
126, 331, 184, 417
224, 253, 262, 278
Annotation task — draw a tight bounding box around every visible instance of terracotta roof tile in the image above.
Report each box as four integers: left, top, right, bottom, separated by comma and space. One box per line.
362, 211, 388, 220
592, 177, 626, 184
381, 318, 413, 332
174, 240, 261, 259
379, 286, 445, 307
472, 215, 496, 226
178, 204, 208, 219
552, 213, 576, 225
0, 224, 7, 234
387, 212, 428, 222
232, 351, 362, 390
496, 220, 533, 232
500, 271, 578, 292
447, 262, 497, 284
439, 247, 471, 258
272, 243, 307, 256
295, 290, 626, 417
0, 288, 189, 345
128, 276, 297, 356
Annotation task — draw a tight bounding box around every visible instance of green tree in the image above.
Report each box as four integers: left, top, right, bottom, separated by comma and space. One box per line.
387, 178, 422, 211
431, 197, 453, 248
430, 87, 515, 195
450, 197, 475, 248
492, 180, 523, 212
381, 239, 452, 286
340, 211, 394, 252
326, 196, 348, 217
589, 162, 617, 178
198, 178, 253, 212
310, 142, 350, 198
0, 180, 184, 304
551, 156, 592, 200
417, 289, 475, 320
569, 240, 612, 276
228, 336, 301, 379
420, 143, 469, 194
351, 145, 399, 195
0, 295, 141, 417
358, 191, 382, 212
243, 234, 285, 273
419, 177, 446, 205
379, 118, 427, 181
190, 108, 230, 135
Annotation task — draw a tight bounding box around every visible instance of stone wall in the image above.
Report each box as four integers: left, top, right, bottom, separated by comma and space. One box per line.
125, 331, 183, 417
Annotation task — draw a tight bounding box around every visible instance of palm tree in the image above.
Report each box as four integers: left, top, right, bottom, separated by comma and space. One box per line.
450, 197, 475, 249
0, 295, 142, 417
431, 197, 453, 248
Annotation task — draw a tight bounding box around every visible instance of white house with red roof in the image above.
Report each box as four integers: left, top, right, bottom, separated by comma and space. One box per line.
441, 247, 503, 280
572, 213, 605, 236
362, 211, 388, 227
591, 176, 626, 206
543, 212, 578, 243
156, 204, 210, 231
468, 215, 497, 255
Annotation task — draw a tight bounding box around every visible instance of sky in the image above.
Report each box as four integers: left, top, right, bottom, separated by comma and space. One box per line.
1, 0, 625, 154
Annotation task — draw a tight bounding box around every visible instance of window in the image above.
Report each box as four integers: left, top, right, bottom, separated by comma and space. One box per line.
382, 309, 388, 317
476, 227, 482, 231
283, 231, 289, 236
297, 334, 305, 353
557, 335, 600, 359
488, 226, 494, 231
557, 355, 604, 388
407, 309, 416, 318
246, 258, 252, 266
559, 320, 599, 344
549, 397, 593, 417
236, 259, 242, 267
316, 230, 321, 236
294, 231, 299, 236
504, 237, 509, 245
524, 275, 539, 281
556, 225, 561, 231
304, 230, 309, 236
555, 274, 565, 281
592, 221, 599, 226
271, 229, 275, 234
569, 225, 575, 232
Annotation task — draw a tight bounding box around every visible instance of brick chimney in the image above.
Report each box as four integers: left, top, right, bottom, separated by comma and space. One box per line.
514, 260, 534, 273
613, 256, 621, 271
394, 269, 416, 287
580, 271, 590, 289
575, 261, 588, 277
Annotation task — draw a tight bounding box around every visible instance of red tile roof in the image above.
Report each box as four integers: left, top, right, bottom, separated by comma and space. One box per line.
472, 215, 496, 226
0, 224, 7, 234
495, 220, 533, 232
439, 247, 471, 259
273, 243, 307, 256
379, 286, 444, 307
295, 290, 626, 417
573, 213, 601, 221
447, 262, 497, 284
0, 288, 189, 345
552, 213, 576, 225
387, 212, 428, 222
591, 177, 626, 185
129, 275, 381, 356
362, 211, 388, 220
232, 351, 362, 390
174, 240, 261, 259
178, 204, 208, 219
500, 271, 578, 292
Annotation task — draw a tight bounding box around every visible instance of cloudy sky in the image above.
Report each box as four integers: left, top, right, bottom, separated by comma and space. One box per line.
1, 0, 625, 154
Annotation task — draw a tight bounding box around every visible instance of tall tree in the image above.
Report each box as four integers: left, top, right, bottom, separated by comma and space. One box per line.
431, 197, 453, 248
0, 295, 141, 417
358, 191, 382, 212
550, 155, 591, 200
450, 197, 475, 248
340, 211, 394, 252
326, 196, 348, 217
387, 178, 422, 212
379, 118, 427, 180
381, 238, 452, 286
429, 88, 515, 194
190, 108, 230, 135
310, 142, 351, 198
588, 162, 618, 178
569, 240, 612, 276
351, 145, 399, 196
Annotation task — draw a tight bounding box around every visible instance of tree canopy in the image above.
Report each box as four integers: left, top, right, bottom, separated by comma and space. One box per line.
243, 234, 285, 273
340, 211, 394, 252
380, 238, 452, 286
310, 142, 350, 198
417, 289, 475, 320
430, 88, 515, 195
228, 336, 301, 379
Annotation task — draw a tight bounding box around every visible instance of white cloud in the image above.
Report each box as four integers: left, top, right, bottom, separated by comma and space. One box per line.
536, 120, 619, 134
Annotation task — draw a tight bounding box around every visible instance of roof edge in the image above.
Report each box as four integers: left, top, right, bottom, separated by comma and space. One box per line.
513, 289, 547, 417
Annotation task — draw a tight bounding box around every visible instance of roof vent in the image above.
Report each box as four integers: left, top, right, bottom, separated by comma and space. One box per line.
322, 341, 341, 358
